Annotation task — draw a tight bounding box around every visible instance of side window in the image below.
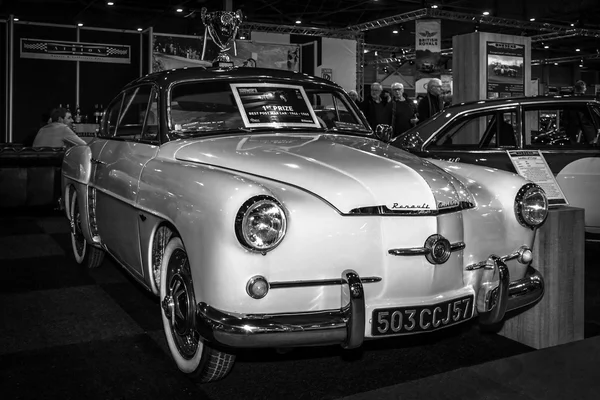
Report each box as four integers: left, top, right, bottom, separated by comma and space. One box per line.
525, 104, 598, 147
115, 85, 153, 140
431, 110, 517, 148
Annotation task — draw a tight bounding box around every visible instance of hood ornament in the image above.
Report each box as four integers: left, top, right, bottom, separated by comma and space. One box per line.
200, 8, 244, 68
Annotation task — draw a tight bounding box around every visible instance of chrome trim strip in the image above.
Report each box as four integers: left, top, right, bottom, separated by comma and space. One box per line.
269, 276, 381, 289
389, 241, 465, 256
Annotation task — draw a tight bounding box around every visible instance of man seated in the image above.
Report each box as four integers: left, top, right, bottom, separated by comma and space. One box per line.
33, 107, 87, 148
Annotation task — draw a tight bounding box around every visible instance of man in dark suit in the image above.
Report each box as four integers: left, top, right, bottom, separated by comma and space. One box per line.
417, 78, 444, 124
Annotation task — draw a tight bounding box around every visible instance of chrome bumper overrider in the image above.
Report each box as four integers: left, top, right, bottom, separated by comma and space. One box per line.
196, 265, 544, 349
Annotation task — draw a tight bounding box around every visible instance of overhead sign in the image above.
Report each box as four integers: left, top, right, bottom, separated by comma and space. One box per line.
230, 83, 320, 128
20, 38, 131, 64
415, 19, 442, 88
507, 150, 568, 206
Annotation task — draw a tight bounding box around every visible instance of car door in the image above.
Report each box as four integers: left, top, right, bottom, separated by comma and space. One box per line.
417, 107, 520, 170
523, 101, 600, 233
92, 84, 160, 275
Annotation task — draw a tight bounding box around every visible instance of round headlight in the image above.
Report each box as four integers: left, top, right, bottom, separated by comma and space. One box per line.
236, 196, 287, 252
514, 184, 548, 229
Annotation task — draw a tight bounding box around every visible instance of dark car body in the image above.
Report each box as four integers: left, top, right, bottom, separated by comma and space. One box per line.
391, 96, 600, 235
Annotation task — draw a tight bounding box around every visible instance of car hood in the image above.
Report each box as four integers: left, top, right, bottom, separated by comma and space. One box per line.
174, 134, 471, 213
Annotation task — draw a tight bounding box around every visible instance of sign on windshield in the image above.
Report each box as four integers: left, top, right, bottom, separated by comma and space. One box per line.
230, 83, 321, 128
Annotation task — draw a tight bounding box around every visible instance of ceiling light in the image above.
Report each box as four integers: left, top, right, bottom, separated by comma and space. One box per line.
239, 35, 246, 39
544, 45, 549, 49
529, 17, 535, 21
482, 11, 490, 16
13, 17, 19, 21
579, 64, 583, 67
77, 23, 83, 26
107, 1, 114, 5
554, 63, 558, 65
576, 48, 580, 51
137, 28, 142, 31
570, 23, 575, 27
176, 8, 183, 13
431, 4, 438, 8
392, 30, 398, 34
295, 20, 301, 24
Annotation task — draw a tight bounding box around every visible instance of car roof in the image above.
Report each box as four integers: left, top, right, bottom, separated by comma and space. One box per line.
124, 66, 340, 91
447, 95, 600, 113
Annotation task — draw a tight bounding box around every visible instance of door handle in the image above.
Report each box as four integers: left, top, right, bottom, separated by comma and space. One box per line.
91, 158, 107, 165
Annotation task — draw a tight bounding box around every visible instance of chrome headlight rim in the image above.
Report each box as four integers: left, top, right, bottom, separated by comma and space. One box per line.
514, 183, 548, 229
235, 195, 287, 253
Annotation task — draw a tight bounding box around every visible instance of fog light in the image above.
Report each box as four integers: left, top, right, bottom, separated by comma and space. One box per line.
247, 276, 269, 299
517, 247, 533, 264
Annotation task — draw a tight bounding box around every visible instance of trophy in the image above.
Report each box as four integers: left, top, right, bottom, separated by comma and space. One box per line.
200, 8, 244, 68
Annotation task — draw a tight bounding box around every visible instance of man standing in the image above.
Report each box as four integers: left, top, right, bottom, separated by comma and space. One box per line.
360, 82, 391, 129
573, 80, 587, 96
33, 107, 87, 148
417, 78, 444, 123
389, 82, 418, 138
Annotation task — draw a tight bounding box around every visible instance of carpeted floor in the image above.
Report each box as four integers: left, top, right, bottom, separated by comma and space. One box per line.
0, 211, 598, 400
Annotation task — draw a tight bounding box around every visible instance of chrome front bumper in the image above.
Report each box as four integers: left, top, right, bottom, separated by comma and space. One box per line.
196, 265, 544, 349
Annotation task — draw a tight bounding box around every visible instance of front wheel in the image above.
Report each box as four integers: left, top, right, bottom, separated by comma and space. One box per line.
160, 236, 235, 383
69, 190, 105, 268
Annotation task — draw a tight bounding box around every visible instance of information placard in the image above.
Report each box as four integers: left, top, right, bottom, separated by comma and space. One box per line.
507, 150, 568, 206
230, 83, 320, 128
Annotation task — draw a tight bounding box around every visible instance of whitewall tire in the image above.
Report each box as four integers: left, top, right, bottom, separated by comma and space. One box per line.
69, 190, 105, 268
160, 236, 235, 382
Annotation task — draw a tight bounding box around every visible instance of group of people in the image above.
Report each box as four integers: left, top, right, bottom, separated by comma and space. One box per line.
32, 107, 87, 148
350, 78, 446, 138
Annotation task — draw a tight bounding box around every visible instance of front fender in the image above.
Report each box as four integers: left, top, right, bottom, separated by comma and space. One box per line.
62, 145, 93, 185
429, 159, 538, 280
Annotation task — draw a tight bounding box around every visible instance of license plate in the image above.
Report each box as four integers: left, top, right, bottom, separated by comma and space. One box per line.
372, 295, 474, 336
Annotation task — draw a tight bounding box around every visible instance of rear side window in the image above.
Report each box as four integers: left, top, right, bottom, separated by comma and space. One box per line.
524, 103, 598, 147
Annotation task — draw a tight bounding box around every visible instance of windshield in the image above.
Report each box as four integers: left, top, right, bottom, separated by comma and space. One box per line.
169, 80, 370, 138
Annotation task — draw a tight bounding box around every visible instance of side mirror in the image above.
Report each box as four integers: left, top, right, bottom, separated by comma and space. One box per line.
375, 124, 393, 143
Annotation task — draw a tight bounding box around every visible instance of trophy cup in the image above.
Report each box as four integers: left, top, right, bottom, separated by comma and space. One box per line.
200, 8, 244, 68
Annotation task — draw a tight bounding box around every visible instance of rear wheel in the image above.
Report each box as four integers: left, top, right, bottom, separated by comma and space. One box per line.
69, 190, 105, 268
160, 236, 235, 383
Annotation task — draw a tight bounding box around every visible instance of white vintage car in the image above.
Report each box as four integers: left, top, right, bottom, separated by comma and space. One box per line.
62, 67, 548, 383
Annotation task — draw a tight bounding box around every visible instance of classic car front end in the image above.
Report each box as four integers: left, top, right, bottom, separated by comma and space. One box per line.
61, 67, 547, 383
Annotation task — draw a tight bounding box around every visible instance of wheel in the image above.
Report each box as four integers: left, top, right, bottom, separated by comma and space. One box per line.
69, 190, 105, 268
160, 237, 235, 383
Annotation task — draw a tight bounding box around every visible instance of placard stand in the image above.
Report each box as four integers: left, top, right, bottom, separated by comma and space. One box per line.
497, 206, 585, 349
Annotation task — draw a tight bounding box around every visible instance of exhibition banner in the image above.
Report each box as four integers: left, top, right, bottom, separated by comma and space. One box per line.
152, 33, 300, 72
414, 19, 442, 94
486, 42, 525, 99
20, 38, 131, 64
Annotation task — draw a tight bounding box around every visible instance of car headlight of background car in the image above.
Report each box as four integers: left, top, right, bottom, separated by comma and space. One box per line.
514, 183, 548, 229
235, 195, 287, 253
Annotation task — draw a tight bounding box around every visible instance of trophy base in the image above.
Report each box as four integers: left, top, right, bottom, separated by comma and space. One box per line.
212, 60, 235, 68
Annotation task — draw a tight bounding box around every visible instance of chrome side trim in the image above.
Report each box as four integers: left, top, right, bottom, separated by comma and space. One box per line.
389, 241, 465, 256
269, 276, 381, 289
348, 202, 474, 216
